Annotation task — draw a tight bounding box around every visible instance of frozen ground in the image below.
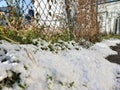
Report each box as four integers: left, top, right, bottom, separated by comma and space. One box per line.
0, 39, 120, 90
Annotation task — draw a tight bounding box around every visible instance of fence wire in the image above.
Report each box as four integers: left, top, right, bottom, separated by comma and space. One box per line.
0, 0, 100, 37
0, 0, 75, 30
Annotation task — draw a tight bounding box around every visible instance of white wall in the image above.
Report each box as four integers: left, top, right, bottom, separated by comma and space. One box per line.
98, 1, 120, 34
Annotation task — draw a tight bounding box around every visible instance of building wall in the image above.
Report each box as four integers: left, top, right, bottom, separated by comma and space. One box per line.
98, 1, 120, 34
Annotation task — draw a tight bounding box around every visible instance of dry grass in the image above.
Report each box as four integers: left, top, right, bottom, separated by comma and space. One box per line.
73, 0, 100, 43
0, 1, 105, 44
73, 28, 100, 43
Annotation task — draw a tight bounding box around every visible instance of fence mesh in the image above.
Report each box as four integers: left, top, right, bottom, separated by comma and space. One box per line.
0, 0, 70, 29
0, 0, 102, 42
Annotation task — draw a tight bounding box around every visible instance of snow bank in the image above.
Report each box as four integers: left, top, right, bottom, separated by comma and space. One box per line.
90, 38, 120, 57
0, 39, 120, 90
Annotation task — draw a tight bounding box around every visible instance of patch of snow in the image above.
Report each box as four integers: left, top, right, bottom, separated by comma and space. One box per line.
0, 39, 120, 90
90, 39, 120, 57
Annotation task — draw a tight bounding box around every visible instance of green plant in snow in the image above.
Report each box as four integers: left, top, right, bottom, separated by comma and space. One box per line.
58, 80, 75, 88
0, 71, 21, 89
58, 81, 63, 86
19, 83, 27, 90
41, 47, 48, 51
47, 74, 54, 90
68, 81, 75, 88
48, 44, 54, 51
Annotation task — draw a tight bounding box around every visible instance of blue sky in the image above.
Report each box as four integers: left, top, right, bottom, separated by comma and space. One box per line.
0, 0, 118, 7
0, 0, 31, 7
0, 0, 7, 6
0, 0, 33, 15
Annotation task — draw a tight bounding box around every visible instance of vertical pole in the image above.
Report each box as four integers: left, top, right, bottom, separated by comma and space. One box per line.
65, 0, 74, 40
65, 0, 71, 29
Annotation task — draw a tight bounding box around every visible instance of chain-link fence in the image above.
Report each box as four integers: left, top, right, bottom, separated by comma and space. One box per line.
0, 0, 78, 30
0, 0, 101, 42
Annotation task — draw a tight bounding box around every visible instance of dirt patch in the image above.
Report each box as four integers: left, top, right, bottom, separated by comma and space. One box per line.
106, 44, 120, 64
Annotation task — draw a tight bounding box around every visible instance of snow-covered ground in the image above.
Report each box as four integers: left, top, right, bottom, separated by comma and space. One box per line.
0, 39, 120, 90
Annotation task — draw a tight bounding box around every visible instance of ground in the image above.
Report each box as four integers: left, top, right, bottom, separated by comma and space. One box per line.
106, 44, 120, 64
0, 39, 120, 90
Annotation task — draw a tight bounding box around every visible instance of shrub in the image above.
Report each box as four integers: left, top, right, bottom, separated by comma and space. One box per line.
0, 26, 40, 44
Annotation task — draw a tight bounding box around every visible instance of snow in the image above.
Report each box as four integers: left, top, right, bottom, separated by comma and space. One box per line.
0, 39, 120, 90
90, 39, 120, 57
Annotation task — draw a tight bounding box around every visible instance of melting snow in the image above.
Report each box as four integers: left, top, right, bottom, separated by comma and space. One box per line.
0, 39, 120, 90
